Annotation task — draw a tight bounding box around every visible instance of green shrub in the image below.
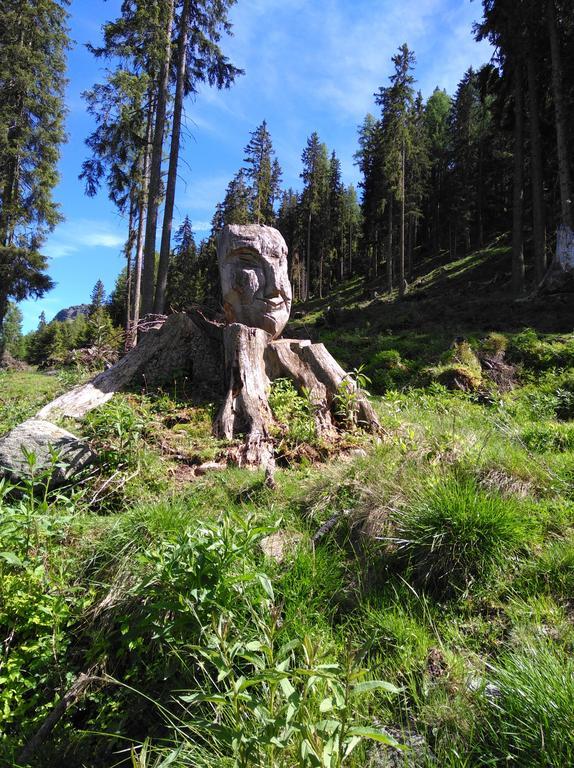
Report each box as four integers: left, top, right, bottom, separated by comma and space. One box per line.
424, 341, 482, 392
521, 422, 574, 453
83, 396, 147, 469
508, 329, 574, 371
365, 350, 411, 393
269, 378, 317, 449
479, 332, 508, 358
479, 643, 574, 767
394, 475, 537, 596
0, 552, 84, 765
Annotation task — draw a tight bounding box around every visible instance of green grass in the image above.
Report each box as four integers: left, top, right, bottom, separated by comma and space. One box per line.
0, 369, 62, 433
4, 252, 574, 767
392, 474, 538, 597
478, 643, 574, 767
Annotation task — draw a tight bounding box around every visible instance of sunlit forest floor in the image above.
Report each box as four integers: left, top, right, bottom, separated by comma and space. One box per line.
2, 243, 574, 767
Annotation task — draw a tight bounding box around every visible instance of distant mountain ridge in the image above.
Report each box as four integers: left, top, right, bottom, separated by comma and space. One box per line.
52, 304, 90, 323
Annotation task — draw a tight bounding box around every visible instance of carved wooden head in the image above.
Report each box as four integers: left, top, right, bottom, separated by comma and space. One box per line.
217, 224, 292, 339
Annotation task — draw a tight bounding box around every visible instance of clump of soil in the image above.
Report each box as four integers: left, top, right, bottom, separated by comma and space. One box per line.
0, 351, 29, 371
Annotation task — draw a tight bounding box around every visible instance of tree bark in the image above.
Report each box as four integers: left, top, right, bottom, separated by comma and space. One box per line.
306, 210, 312, 300
154, 0, 190, 315
17, 670, 101, 766
214, 324, 275, 468
387, 197, 393, 292
526, 9, 546, 282
547, 0, 573, 229
399, 144, 406, 298
141, 0, 175, 317
124, 197, 136, 346
349, 221, 353, 276
129, 101, 154, 349
512, 66, 526, 296
34, 320, 381, 470
37, 314, 223, 420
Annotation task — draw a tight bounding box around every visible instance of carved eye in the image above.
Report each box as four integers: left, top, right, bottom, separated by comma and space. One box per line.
237, 251, 258, 266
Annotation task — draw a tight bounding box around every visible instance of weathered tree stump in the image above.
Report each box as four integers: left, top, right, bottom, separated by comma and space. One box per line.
214, 324, 275, 468
21, 314, 380, 472
37, 313, 222, 420
2, 225, 380, 481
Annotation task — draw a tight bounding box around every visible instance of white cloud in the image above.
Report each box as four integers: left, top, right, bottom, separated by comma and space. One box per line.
203, 0, 492, 123
43, 219, 125, 260
192, 220, 212, 232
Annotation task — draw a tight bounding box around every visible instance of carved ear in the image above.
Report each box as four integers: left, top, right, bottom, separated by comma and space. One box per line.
223, 301, 236, 324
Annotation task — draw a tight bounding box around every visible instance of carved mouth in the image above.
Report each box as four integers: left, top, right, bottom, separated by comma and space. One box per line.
258, 299, 286, 312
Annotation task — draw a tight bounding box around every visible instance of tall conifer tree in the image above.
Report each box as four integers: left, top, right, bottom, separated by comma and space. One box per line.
0, 0, 68, 345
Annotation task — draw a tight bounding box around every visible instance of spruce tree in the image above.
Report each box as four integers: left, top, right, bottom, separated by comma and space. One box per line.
0, 0, 68, 346
166, 216, 202, 310
242, 120, 282, 225
300, 133, 330, 298
153, 0, 243, 314
375, 44, 416, 297
424, 88, 452, 256
0, 303, 24, 359
90, 280, 107, 313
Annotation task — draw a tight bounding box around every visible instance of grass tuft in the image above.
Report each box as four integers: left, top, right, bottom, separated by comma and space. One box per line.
479, 643, 574, 767
393, 474, 537, 596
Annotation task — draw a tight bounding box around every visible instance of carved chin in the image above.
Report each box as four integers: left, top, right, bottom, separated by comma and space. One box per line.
259, 311, 289, 338
224, 300, 288, 338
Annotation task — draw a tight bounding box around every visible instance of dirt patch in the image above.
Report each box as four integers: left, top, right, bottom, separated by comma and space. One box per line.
479, 468, 533, 499
0, 351, 29, 371
479, 353, 517, 393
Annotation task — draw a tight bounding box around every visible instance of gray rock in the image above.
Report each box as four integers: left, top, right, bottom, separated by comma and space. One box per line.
52, 304, 90, 323
0, 419, 95, 486
367, 727, 434, 767
260, 530, 304, 564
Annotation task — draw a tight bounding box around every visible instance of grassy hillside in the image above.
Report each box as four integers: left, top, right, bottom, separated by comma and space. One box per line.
1, 245, 574, 767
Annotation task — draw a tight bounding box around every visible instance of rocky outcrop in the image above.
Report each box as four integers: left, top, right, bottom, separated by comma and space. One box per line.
0, 419, 95, 486
52, 304, 91, 323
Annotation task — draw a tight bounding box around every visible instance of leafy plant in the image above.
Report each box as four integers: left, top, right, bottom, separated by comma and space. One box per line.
269, 378, 317, 449
521, 422, 574, 453
333, 367, 371, 428
83, 396, 147, 470
175, 617, 400, 768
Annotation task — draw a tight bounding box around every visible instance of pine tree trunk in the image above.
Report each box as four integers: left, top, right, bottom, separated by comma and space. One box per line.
477, 139, 484, 248
0, 291, 8, 355
526, 21, 546, 282
349, 221, 352, 275
399, 145, 406, 298
407, 216, 414, 278
547, 0, 573, 229
387, 198, 393, 292
130, 102, 154, 347
306, 211, 312, 300
141, 0, 175, 317
124, 198, 136, 344
154, 0, 190, 315
512, 66, 526, 296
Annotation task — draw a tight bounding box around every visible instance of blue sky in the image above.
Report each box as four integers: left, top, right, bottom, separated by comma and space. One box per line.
19, 0, 492, 332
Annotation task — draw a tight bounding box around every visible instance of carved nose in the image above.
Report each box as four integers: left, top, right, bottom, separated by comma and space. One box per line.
263, 265, 280, 299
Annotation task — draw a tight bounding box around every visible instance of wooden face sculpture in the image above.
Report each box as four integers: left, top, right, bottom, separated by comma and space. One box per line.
217, 224, 292, 339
